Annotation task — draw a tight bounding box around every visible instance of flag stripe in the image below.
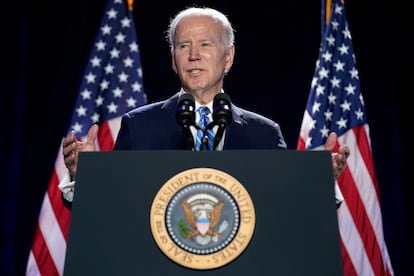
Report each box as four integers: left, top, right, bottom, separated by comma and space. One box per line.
26, 252, 40, 276
338, 155, 383, 275
339, 201, 373, 275
353, 126, 379, 195
30, 209, 61, 275
332, 130, 385, 275
26, 0, 147, 274
48, 171, 71, 240
32, 171, 70, 274
340, 129, 390, 275
97, 121, 116, 151
107, 117, 123, 142
37, 193, 67, 275
297, 1, 394, 275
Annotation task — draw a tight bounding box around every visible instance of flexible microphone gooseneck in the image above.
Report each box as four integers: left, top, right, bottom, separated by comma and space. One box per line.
212, 93, 232, 149
176, 93, 196, 149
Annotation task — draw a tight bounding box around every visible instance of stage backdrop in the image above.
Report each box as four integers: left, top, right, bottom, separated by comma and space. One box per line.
0, 0, 409, 275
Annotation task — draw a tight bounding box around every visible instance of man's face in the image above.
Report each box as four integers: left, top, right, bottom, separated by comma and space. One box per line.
172, 15, 234, 104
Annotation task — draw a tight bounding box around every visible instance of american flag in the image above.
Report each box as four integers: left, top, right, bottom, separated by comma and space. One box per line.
297, 0, 394, 275
25, 0, 147, 274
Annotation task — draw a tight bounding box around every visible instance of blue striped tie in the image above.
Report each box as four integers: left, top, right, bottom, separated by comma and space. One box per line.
195, 106, 215, 151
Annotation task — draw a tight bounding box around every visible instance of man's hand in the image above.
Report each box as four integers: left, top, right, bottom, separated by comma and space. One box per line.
324, 132, 350, 179
62, 124, 99, 181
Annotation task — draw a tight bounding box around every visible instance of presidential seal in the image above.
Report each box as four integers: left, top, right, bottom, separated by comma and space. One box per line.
150, 168, 255, 270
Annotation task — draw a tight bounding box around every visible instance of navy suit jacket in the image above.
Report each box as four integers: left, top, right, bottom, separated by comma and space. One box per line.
112, 93, 345, 208
62, 93, 344, 210
61, 92, 288, 210
114, 92, 287, 151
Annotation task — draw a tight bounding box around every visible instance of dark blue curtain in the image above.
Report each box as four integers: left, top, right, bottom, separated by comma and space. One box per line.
1, 0, 410, 275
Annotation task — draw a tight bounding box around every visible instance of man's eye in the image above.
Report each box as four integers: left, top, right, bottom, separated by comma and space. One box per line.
178, 44, 189, 49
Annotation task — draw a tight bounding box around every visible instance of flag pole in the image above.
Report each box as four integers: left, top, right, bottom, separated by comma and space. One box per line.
128, 0, 134, 11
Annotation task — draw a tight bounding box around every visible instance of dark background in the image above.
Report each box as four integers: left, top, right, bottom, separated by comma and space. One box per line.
1, 0, 410, 275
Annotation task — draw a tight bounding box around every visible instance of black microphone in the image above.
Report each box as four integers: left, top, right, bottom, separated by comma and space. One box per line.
176, 93, 196, 149
212, 93, 232, 149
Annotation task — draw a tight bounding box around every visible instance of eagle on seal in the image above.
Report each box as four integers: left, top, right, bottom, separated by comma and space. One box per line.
181, 200, 224, 238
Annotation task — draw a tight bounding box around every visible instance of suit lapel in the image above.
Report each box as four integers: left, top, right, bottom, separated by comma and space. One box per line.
222, 104, 248, 149
162, 93, 249, 150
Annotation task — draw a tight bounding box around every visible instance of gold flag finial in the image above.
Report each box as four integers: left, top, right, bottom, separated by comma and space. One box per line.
127, 0, 134, 11
325, 0, 332, 23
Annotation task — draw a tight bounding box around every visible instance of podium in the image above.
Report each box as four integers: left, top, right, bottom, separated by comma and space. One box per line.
63, 150, 343, 275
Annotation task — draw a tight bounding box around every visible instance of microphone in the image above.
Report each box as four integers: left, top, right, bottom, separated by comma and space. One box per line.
212, 93, 232, 149
176, 93, 196, 149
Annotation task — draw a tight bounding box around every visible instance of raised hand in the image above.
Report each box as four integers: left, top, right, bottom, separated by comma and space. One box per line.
324, 132, 350, 179
62, 124, 99, 181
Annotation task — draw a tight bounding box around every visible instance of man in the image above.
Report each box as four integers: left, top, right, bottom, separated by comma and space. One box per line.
60, 7, 349, 208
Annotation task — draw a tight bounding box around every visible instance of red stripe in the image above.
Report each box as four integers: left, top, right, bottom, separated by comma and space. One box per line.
48, 170, 72, 240
338, 133, 387, 275
353, 126, 381, 203
340, 171, 387, 275
29, 122, 117, 274
31, 224, 59, 276
340, 238, 358, 276
98, 122, 115, 150
29, 169, 70, 275
296, 136, 306, 150
353, 127, 389, 275
298, 126, 390, 275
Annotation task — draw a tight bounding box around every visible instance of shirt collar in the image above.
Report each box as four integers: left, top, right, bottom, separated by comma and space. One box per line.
178, 88, 224, 112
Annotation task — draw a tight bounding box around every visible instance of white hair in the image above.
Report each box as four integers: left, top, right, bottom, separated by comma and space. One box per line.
166, 7, 235, 53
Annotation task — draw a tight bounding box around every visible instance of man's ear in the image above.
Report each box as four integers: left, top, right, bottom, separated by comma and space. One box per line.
224, 45, 235, 73
172, 54, 177, 73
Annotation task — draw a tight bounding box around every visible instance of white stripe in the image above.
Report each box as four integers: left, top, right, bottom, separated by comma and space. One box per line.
25, 250, 41, 276
339, 128, 394, 274
339, 130, 380, 214
360, 125, 394, 274
303, 126, 377, 274
339, 129, 391, 259
107, 117, 122, 140
338, 200, 375, 276
31, 118, 123, 276
301, 121, 393, 274
298, 111, 312, 143
37, 192, 67, 275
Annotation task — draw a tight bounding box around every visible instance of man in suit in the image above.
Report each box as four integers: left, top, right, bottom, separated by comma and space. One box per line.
60, 7, 349, 208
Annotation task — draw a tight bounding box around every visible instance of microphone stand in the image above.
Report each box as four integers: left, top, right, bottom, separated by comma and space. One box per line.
214, 125, 225, 150
183, 125, 195, 150
212, 92, 232, 150
177, 92, 232, 151
176, 93, 196, 150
